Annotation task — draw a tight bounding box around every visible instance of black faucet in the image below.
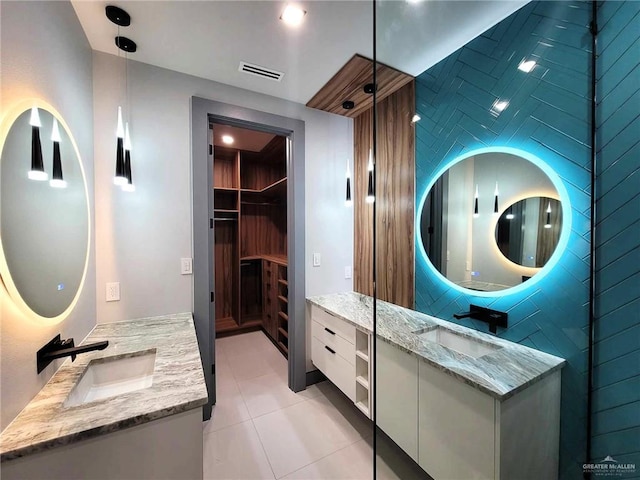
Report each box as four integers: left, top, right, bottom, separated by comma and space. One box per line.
454, 304, 508, 334
37, 334, 109, 374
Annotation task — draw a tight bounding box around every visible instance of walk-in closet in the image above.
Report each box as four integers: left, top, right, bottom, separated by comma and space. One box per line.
212, 124, 289, 357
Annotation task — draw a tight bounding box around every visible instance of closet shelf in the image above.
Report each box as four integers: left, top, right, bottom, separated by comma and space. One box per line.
355, 350, 369, 362
241, 177, 287, 196
278, 341, 288, 354
213, 186, 238, 191
278, 327, 288, 339
278, 311, 288, 322
214, 209, 238, 213
356, 375, 369, 389
277, 295, 288, 304
278, 279, 288, 287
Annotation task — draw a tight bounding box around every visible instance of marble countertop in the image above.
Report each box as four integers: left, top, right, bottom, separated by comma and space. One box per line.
0, 313, 208, 462
307, 292, 565, 401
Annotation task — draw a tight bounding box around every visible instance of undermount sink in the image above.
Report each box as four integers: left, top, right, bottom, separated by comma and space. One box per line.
415, 327, 502, 359
64, 349, 156, 407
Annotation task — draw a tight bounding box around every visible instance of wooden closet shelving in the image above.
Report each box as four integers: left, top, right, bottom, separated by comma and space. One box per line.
212, 136, 288, 356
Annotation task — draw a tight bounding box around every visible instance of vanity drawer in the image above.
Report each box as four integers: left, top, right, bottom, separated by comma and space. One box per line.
311, 306, 355, 344
312, 320, 355, 365
312, 337, 355, 401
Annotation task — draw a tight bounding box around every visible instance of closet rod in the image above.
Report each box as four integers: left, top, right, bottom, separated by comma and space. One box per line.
214, 217, 237, 222
240, 201, 282, 206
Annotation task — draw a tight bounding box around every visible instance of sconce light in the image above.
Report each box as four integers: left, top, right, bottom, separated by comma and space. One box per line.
473, 185, 479, 218
544, 202, 552, 228
28, 107, 47, 181
366, 149, 375, 204
345, 159, 352, 207
493, 182, 499, 214
122, 123, 135, 192
49, 119, 67, 188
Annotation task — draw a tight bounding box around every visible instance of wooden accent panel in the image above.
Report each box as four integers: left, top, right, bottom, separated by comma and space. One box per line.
353, 82, 415, 308
240, 203, 287, 257
353, 109, 374, 297
213, 147, 239, 188
306, 54, 413, 119
215, 221, 239, 327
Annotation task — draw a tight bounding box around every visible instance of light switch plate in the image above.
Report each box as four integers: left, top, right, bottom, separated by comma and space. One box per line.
181, 257, 193, 275
106, 282, 120, 302
313, 253, 321, 267
345, 266, 352, 279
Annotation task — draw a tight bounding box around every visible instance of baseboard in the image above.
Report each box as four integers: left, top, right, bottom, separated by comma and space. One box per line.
306, 369, 327, 386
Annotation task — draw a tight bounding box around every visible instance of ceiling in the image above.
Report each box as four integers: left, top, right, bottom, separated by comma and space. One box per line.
71, 1, 529, 105
212, 124, 276, 152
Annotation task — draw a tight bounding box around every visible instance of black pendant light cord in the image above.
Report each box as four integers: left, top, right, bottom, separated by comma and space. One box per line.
586, 0, 598, 474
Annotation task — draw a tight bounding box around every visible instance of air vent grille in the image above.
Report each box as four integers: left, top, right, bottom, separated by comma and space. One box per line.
239, 61, 284, 82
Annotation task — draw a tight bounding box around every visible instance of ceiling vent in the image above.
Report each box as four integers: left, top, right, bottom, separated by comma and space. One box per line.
239, 62, 284, 82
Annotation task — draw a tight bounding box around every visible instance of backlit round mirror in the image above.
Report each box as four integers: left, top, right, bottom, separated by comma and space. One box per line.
419, 150, 565, 293
495, 197, 562, 268
0, 103, 90, 322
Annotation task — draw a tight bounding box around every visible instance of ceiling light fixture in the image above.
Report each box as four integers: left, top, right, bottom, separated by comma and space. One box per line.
544, 202, 552, 229
222, 135, 234, 145
280, 4, 306, 27
107, 5, 137, 191
342, 100, 355, 110
493, 182, 499, 214
518, 60, 537, 73
28, 107, 47, 181
411, 114, 421, 124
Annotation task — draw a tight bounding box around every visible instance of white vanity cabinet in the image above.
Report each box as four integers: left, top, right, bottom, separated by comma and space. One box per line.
310, 306, 373, 418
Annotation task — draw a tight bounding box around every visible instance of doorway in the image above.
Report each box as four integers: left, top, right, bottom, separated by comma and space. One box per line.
191, 97, 305, 419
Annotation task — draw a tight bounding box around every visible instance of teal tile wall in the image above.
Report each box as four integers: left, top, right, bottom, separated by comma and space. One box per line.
593, 1, 640, 475
414, 2, 592, 478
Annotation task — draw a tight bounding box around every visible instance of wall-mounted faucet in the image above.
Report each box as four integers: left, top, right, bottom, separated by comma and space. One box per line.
37, 334, 109, 374
454, 304, 508, 334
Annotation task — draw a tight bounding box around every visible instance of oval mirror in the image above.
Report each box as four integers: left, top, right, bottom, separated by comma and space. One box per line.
495, 197, 562, 268
419, 150, 564, 292
0, 105, 89, 321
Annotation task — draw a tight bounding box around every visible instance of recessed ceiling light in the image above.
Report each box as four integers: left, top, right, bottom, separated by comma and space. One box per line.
280, 4, 306, 27
518, 60, 537, 73
222, 135, 234, 145
411, 114, 421, 123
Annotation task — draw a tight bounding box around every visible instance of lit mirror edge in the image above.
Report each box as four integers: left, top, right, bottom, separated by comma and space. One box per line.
0, 98, 92, 326
490, 194, 562, 271
415, 146, 572, 298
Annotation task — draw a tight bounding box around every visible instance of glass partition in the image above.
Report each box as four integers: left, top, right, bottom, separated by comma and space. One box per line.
373, 2, 592, 479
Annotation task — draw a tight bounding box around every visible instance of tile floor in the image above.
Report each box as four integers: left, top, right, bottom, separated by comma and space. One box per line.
202, 331, 426, 479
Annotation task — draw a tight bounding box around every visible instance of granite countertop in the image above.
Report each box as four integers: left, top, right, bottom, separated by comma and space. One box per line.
0, 313, 208, 462
307, 292, 565, 401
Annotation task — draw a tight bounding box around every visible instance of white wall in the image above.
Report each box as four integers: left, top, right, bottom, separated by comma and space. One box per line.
0, 1, 95, 429
93, 52, 353, 324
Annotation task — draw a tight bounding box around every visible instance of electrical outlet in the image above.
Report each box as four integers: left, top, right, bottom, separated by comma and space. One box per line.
181, 257, 193, 275
106, 282, 120, 302
313, 253, 321, 267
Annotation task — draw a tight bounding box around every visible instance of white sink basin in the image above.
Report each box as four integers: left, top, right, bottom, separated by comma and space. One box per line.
64, 349, 156, 407
416, 327, 501, 359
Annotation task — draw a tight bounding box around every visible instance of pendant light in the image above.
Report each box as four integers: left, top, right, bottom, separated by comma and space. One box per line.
366, 149, 375, 204
114, 106, 127, 185
28, 107, 47, 181
49, 119, 67, 188
473, 185, 479, 218
107, 5, 137, 190
345, 159, 352, 206
493, 182, 499, 214
122, 123, 135, 192
544, 202, 552, 229
506, 205, 515, 220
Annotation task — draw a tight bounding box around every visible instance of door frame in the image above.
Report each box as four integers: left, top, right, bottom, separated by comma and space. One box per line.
191, 97, 306, 419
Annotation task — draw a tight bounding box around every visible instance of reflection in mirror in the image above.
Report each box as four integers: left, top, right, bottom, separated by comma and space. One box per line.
0, 107, 89, 319
419, 151, 561, 292
495, 197, 562, 268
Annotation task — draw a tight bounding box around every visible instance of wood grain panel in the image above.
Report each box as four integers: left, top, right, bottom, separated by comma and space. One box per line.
353, 82, 415, 308
215, 221, 239, 329
306, 54, 413, 119
213, 146, 239, 188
